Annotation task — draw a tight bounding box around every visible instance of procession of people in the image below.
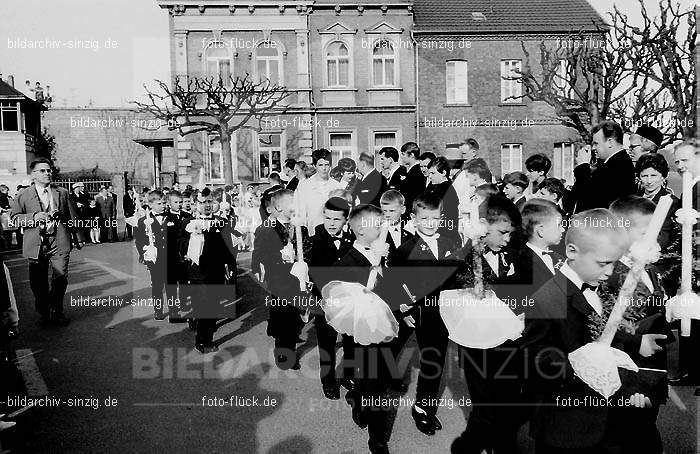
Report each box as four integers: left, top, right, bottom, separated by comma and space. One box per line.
1, 121, 699, 453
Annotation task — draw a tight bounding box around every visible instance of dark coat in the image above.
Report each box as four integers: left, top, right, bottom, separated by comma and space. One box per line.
572, 151, 636, 212
402, 164, 428, 215
386, 165, 406, 192
508, 246, 562, 302
425, 180, 460, 241
123, 193, 137, 217
178, 216, 236, 284
133, 211, 181, 274
353, 169, 386, 207
307, 224, 354, 314
95, 193, 115, 219
644, 187, 681, 250
286, 176, 299, 191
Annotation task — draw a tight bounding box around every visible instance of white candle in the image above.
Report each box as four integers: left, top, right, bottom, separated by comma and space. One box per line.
642, 195, 673, 245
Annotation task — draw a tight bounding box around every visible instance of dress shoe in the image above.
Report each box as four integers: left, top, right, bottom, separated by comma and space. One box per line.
168, 317, 187, 324
669, 373, 700, 386
411, 406, 437, 435
351, 404, 368, 429
339, 378, 357, 392
195, 343, 218, 353
154, 311, 166, 321
322, 382, 341, 400
51, 314, 71, 327
274, 348, 298, 370
368, 441, 390, 454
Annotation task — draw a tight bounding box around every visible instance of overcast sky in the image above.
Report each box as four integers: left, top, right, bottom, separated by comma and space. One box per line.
0, 0, 694, 107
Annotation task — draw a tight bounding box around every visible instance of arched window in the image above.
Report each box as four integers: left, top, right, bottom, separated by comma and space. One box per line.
372, 40, 395, 87
204, 43, 231, 84
255, 42, 282, 85
326, 41, 349, 87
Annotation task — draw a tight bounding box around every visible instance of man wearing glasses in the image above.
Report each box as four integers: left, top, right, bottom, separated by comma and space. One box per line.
10, 158, 81, 327
629, 124, 663, 164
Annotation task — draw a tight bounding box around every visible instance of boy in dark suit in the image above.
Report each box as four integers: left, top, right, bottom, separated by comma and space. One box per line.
451, 194, 524, 454
134, 190, 181, 321
503, 171, 529, 211
178, 188, 237, 352
378, 146, 406, 193
520, 208, 654, 453
511, 199, 565, 293
379, 190, 413, 262
308, 197, 355, 399
604, 196, 672, 453
388, 193, 463, 436
253, 189, 311, 370
354, 152, 387, 206
334, 204, 399, 454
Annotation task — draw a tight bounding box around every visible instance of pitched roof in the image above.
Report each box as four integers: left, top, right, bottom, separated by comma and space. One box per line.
414, 0, 606, 34
0, 79, 29, 99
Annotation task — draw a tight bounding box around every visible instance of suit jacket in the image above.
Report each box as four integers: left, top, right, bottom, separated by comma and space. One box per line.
572, 151, 636, 212
385, 225, 414, 264
509, 246, 562, 302
402, 164, 428, 215
109, 192, 118, 217
308, 224, 354, 314
123, 194, 137, 217
514, 196, 527, 211
386, 165, 406, 192
333, 246, 399, 311
10, 184, 80, 260
522, 271, 644, 448
387, 234, 462, 311
178, 216, 236, 284
96, 193, 115, 219
169, 210, 193, 224
353, 169, 386, 206
286, 176, 299, 191
133, 211, 181, 273
425, 180, 460, 241
253, 219, 311, 303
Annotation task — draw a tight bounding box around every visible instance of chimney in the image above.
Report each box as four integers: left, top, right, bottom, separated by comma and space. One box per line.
6, 75, 14, 87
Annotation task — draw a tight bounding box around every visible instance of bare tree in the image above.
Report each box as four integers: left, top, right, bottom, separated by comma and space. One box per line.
98, 110, 147, 179
514, 0, 696, 146
133, 74, 293, 185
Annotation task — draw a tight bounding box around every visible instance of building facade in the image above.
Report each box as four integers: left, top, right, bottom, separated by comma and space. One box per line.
0, 77, 45, 188
413, 0, 604, 183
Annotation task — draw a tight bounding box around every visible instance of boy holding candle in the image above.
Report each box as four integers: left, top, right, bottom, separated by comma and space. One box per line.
253, 189, 311, 370
519, 208, 654, 453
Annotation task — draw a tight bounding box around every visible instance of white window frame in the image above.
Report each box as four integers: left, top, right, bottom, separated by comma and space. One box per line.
254, 41, 283, 85
501, 144, 523, 176
446, 60, 469, 104
501, 60, 522, 103
554, 59, 572, 98
203, 41, 232, 86
328, 131, 356, 163
255, 131, 284, 182
555, 142, 575, 185
371, 39, 398, 88
325, 40, 352, 88
370, 129, 400, 153
206, 133, 225, 182
0, 101, 20, 132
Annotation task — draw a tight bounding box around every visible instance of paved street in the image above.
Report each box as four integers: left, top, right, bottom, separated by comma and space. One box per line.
1, 242, 698, 453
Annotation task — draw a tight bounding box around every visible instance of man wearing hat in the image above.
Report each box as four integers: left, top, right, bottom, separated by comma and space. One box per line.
629, 124, 663, 163
69, 182, 89, 248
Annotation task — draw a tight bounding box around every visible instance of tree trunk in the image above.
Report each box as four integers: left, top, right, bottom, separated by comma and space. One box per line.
220, 127, 234, 185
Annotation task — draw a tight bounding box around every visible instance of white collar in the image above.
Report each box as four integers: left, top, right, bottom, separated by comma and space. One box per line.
559, 262, 585, 290
526, 242, 550, 256
387, 163, 401, 180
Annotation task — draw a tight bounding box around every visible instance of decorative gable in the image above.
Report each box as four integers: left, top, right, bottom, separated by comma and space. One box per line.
319, 22, 358, 36
364, 21, 403, 35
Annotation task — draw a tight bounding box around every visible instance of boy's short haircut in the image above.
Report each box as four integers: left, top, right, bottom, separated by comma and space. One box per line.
182, 190, 192, 198
324, 197, 351, 218
428, 156, 451, 176
197, 187, 213, 199
268, 172, 282, 184
565, 208, 628, 252
312, 148, 332, 165
419, 152, 436, 163
378, 146, 399, 163
349, 204, 383, 227
270, 188, 294, 208
413, 193, 442, 213
338, 157, 357, 172
521, 199, 562, 239
463, 138, 480, 151
400, 142, 421, 159
475, 183, 499, 199
328, 188, 353, 203
380, 189, 405, 206
479, 193, 521, 227
284, 159, 296, 170
147, 189, 165, 202
609, 195, 656, 219
464, 158, 493, 182
359, 152, 375, 166
168, 190, 182, 198
296, 160, 307, 171
538, 178, 567, 201
525, 154, 552, 174
503, 171, 530, 190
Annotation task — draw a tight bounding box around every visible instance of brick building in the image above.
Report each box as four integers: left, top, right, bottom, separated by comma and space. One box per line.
0, 77, 46, 189
413, 0, 604, 182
